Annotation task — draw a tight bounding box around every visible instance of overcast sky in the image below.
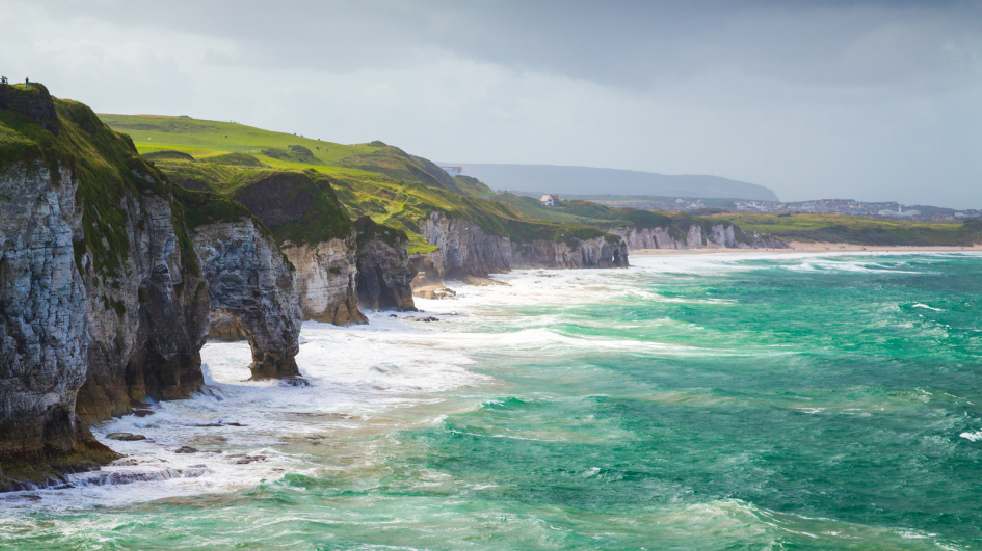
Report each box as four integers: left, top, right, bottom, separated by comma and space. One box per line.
3, 0, 980, 206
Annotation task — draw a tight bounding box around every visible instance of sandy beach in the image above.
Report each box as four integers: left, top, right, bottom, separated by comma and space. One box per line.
632, 242, 982, 256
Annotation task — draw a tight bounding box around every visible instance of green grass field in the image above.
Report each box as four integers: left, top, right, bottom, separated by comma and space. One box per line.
710, 212, 982, 246
101, 114, 620, 253
98, 114, 982, 251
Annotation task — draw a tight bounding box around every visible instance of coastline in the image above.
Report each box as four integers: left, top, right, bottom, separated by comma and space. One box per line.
632, 242, 982, 256
3, 252, 981, 548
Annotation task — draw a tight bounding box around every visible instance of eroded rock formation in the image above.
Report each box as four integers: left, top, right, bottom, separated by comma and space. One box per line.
231, 172, 367, 325
191, 219, 302, 380
284, 235, 366, 325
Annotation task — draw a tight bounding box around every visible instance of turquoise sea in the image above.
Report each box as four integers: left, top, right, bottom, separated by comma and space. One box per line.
1, 252, 980, 550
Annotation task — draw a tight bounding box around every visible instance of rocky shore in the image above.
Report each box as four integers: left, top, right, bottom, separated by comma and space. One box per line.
0, 84, 774, 491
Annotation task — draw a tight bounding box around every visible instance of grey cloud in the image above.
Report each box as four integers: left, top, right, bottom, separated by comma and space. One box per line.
3, 0, 981, 207
44, 0, 982, 92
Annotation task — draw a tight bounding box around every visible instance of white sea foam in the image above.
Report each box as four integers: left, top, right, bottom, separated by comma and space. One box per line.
0, 315, 490, 512
959, 430, 982, 442
3, 250, 962, 513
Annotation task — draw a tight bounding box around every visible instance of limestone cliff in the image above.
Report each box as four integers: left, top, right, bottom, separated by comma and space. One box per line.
0, 84, 209, 488
0, 160, 116, 490
225, 172, 367, 325
191, 218, 302, 380
283, 235, 366, 325
415, 211, 630, 279
512, 235, 629, 269
613, 223, 786, 250
75, 189, 210, 422
354, 217, 415, 311
419, 211, 512, 278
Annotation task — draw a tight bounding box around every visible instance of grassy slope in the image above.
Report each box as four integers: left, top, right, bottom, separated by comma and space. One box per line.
1, 85, 199, 277
100, 114, 980, 250
101, 114, 615, 253
710, 212, 982, 246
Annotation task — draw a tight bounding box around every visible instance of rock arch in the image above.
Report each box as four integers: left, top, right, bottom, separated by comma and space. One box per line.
191, 219, 302, 380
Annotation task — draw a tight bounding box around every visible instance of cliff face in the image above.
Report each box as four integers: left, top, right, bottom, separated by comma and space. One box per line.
354, 217, 415, 311
613, 223, 786, 250
420, 211, 512, 278
284, 234, 366, 325
415, 211, 633, 279
230, 172, 367, 326
192, 219, 302, 380
0, 160, 115, 489
76, 190, 210, 421
0, 85, 209, 488
512, 235, 629, 269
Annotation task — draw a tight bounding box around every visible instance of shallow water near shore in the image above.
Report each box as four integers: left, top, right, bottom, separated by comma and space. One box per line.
2, 252, 981, 549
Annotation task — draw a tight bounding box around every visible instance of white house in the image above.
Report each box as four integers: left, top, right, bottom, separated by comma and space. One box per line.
539, 194, 559, 207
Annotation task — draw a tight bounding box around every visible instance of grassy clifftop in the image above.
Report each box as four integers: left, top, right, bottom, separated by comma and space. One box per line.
102, 114, 618, 253
710, 212, 982, 246
0, 84, 197, 277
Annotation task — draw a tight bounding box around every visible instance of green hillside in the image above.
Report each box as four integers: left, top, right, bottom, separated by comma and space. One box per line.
101, 114, 616, 252
710, 212, 982, 246
1, 86, 197, 278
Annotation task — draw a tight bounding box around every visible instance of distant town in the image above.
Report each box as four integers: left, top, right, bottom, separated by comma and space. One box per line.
548, 194, 982, 222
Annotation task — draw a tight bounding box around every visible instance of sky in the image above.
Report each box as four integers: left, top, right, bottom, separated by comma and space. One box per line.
2, 0, 980, 207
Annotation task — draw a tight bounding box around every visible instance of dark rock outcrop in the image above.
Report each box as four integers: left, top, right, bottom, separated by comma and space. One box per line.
354, 217, 415, 311
0, 83, 59, 133
191, 219, 302, 380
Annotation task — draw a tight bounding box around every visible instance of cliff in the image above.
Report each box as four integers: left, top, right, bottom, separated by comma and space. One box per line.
75, 186, 209, 422
0, 84, 209, 488
413, 211, 629, 280
420, 211, 512, 278
613, 222, 786, 250
511, 235, 628, 269
283, 235, 366, 325
354, 217, 415, 311
161, 168, 367, 326
187, 212, 302, 380
0, 158, 117, 490
232, 171, 369, 325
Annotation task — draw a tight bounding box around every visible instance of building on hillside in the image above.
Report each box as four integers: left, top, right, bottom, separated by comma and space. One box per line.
539, 194, 560, 207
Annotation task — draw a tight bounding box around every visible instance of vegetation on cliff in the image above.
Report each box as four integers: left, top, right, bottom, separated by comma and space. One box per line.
0, 84, 209, 489
101, 114, 624, 253
710, 212, 982, 246
0, 84, 199, 277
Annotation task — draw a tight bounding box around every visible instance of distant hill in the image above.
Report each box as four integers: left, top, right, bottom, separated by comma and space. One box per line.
453, 164, 779, 201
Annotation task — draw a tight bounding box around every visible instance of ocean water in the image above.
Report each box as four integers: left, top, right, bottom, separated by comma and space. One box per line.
1, 252, 981, 550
